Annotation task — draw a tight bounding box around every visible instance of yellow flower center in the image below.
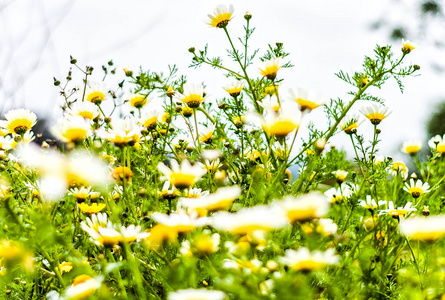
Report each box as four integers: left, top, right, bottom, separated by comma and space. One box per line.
437, 144, 445, 153
87, 91, 106, 104
210, 13, 232, 28
290, 260, 326, 271
143, 117, 158, 129
78, 203, 106, 214
170, 173, 196, 189
130, 96, 147, 108
268, 121, 298, 138
78, 111, 95, 120
182, 94, 203, 108
7, 119, 33, 134
260, 66, 280, 78
62, 128, 88, 143
199, 131, 214, 144
287, 209, 317, 223
405, 145, 420, 154
296, 99, 320, 111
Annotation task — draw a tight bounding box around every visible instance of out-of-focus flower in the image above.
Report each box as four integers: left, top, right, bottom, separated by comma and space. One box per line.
332, 170, 348, 184
403, 179, 430, 198
274, 192, 330, 223
111, 166, 133, 184
212, 205, 288, 234
324, 185, 352, 204
98, 117, 141, 147
176, 83, 205, 108
389, 161, 409, 179
139, 110, 162, 130
157, 159, 207, 190
78, 203, 106, 214
257, 102, 301, 138
402, 39, 416, 54
0, 239, 34, 273
85, 81, 108, 104
428, 134, 445, 154
358, 196, 386, 211
0, 135, 14, 150
124, 91, 150, 109
359, 102, 392, 125
52, 116, 91, 144
401, 141, 422, 156
259, 58, 284, 80
168, 288, 227, 300
181, 232, 220, 257
278, 247, 339, 272
159, 182, 180, 200
379, 201, 416, 218
69, 186, 92, 202
207, 4, 234, 28
259, 95, 280, 112
63, 275, 102, 300
68, 101, 100, 120
57, 261, 73, 275
179, 186, 241, 215
0, 109, 37, 135
399, 215, 445, 241
119, 224, 149, 243
288, 88, 325, 112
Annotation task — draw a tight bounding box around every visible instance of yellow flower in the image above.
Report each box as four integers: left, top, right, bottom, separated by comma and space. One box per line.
125, 92, 150, 109
58, 261, 73, 275
198, 124, 215, 144
288, 88, 325, 112
259, 58, 284, 80
64, 275, 101, 299
111, 166, 133, 184
399, 215, 445, 241
208, 4, 234, 28
389, 161, 409, 178
69, 186, 92, 201
179, 186, 241, 213
339, 113, 363, 134
402, 39, 416, 54
276, 192, 330, 223
78, 203, 106, 214
223, 79, 244, 97
145, 224, 179, 249
279, 248, 339, 272
69, 101, 100, 120
157, 159, 207, 190
403, 179, 430, 198
1, 109, 37, 135
139, 110, 162, 130
52, 116, 91, 144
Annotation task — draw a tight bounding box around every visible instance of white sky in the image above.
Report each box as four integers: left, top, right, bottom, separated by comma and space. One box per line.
1, 0, 444, 159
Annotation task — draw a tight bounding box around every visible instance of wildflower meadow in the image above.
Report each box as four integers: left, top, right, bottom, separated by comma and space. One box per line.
1, 4, 445, 300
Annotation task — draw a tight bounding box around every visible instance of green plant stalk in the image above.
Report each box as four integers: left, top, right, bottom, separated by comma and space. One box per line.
122, 242, 147, 299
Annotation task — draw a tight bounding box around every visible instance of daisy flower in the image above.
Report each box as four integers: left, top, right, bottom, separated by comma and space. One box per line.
401, 140, 422, 156
324, 185, 352, 204
69, 186, 92, 202
288, 88, 325, 112
78, 203, 106, 214
223, 79, 244, 97
198, 123, 215, 144
52, 116, 91, 144
119, 224, 149, 243
168, 288, 227, 300
358, 195, 386, 210
428, 134, 445, 154
359, 102, 392, 125
63, 275, 102, 300
157, 159, 207, 190
259, 58, 284, 80
84, 81, 108, 104
150, 210, 208, 233
179, 186, 241, 213
68, 101, 100, 120
332, 170, 348, 183
158, 182, 180, 200
1, 109, 37, 135
403, 179, 430, 198
274, 192, 330, 223
399, 215, 445, 241
259, 95, 280, 112
260, 102, 301, 138
139, 109, 162, 130
278, 247, 339, 272
124, 91, 151, 109
402, 39, 416, 54
339, 113, 363, 134
388, 161, 409, 179
207, 4, 234, 28
176, 83, 205, 108
379, 201, 416, 218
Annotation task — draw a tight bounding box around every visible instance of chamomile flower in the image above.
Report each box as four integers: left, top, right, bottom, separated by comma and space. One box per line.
84, 81, 108, 104
428, 134, 445, 154
98, 117, 141, 147
399, 215, 445, 241
179, 186, 241, 213
403, 179, 430, 198
324, 185, 352, 204
212, 205, 288, 234
379, 201, 416, 218
124, 91, 150, 109
139, 109, 163, 130
119, 224, 149, 243
159, 182, 180, 200
359, 102, 392, 125
150, 211, 208, 233
176, 83, 205, 108
52, 116, 91, 144
401, 140, 422, 156
69, 186, 92, 202
157, 159, 207, 190
339, 113, 363, 134
278, 247, 339, 272
223, 79, 244, 97
389, 161, 409, 179
274, 192, 330, 223
1, 109, 37, 135
259, 58, 284, 81
81, 213, 109, 234
402, 39, 416, 54
168, 288, 227, 300
78, 203, 106, 214
259, 95, 280, 112
288, 88, 325, 112
0, 136, 14, 150
358, 196, 386, 211
332, 170, 348, 184
68, 101, 100, 120
198, 123, 215, 144
207, 4, 234, 28
63, 275, 102, 300
260, 102, 301, 138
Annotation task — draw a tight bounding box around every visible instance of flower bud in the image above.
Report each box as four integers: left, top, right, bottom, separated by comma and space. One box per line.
244, 12, 252, 20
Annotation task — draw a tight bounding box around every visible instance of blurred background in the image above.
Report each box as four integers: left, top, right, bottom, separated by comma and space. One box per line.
1, 0, 444, 160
